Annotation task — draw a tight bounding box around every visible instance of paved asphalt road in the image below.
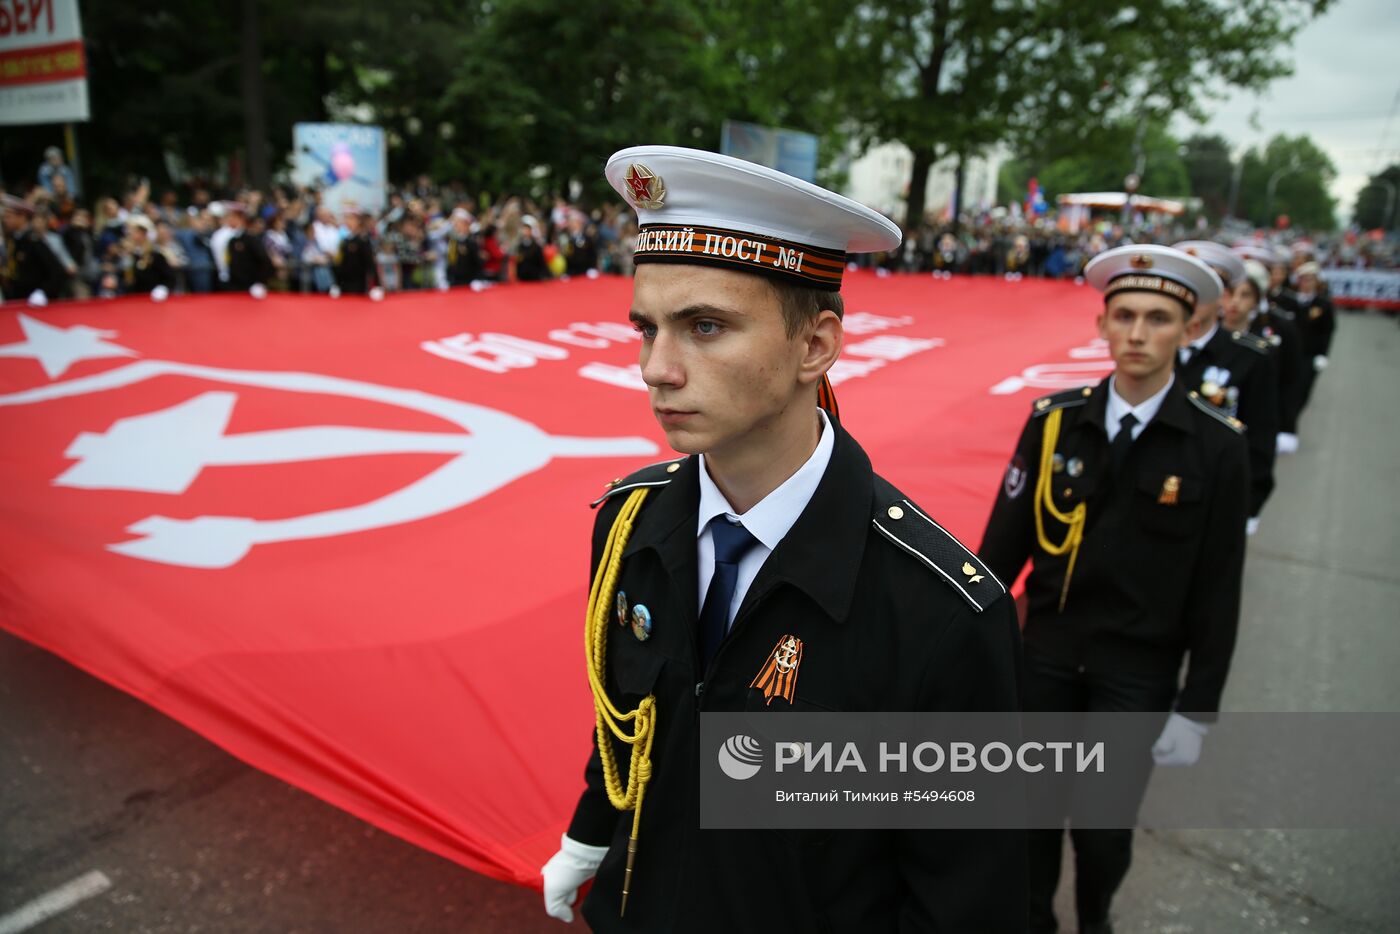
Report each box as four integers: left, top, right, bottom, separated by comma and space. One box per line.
2, 312, 1397, 933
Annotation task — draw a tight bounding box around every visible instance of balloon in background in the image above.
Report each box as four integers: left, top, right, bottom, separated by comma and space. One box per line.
331, 144, 356, 182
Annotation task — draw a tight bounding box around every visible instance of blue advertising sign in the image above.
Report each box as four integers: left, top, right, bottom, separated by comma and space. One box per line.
720, 120, 819, 183
292, 123, 387, 215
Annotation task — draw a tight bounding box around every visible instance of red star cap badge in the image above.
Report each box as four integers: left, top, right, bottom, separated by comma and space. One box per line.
623, 163, 666, 210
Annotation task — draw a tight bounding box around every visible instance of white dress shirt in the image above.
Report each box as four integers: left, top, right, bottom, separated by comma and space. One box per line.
1106, 374, 1173, 442
695, 407, 834, 628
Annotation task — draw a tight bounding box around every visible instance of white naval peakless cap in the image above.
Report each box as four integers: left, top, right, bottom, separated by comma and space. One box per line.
1231, 242, 1284, 268
1084, 243, 1224, 311
605, 145, 902, 291
1171, 240, 1246, 289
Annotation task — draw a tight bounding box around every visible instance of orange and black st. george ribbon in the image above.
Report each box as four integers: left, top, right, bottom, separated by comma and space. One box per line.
817, 373, 839, 422
750, 635, 804, 706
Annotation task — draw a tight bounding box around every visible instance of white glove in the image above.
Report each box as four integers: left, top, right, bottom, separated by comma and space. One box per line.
541, 833, 608, 922
369, 286, 385, 302
1245, 516, 1260, 537
328, 285, 342, 299
249, 283, 268, 300
1152, 712, 1209, 767
1276, 432, 1299, 455
151, 285, 170, 303
27, 289, 48, 308
1313, 355, 1328, 372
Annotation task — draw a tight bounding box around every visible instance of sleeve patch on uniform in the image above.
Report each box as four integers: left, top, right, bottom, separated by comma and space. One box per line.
1004, 454, 1028, 500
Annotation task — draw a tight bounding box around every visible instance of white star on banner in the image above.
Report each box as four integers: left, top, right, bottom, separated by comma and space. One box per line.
0, 314, 139, 379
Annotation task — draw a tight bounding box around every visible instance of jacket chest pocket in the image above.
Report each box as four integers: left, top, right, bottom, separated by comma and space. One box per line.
610, 641, 666, 703
1134, 470, 1204, 539
744, 687, 838, 713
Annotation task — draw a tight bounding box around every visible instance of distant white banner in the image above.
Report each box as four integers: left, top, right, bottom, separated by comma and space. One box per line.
0, 0, 89, 125
1319, 267, 1400, 310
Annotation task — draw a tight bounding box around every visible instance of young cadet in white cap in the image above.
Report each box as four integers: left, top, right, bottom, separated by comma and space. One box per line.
1171, 240, 1278, 529
1289, 260, 1336, 415
541, 146, 1024, 932
980, 244, 1250, 934
1230, 249, 1306, 454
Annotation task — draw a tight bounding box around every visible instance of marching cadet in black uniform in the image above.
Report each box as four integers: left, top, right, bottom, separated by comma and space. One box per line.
224, 205, 274, 292
2, 194, 68, 303
981, 244, 1250, 934
121, 217, 174, 295
1290, 261, 1336, 416
1264, 245, 1300, 316
1231, 251, 1305, 454
541, 146, 1025, 932
334, 209, 376, 295
1172, 241, 1278, 531
563, 212, 600, 277
444, 208, 482, 286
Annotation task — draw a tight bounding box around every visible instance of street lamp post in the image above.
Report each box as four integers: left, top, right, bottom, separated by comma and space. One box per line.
1265, 159, 1302, 229
1226, 157, 1246, 222
1121, 173, 1140, 229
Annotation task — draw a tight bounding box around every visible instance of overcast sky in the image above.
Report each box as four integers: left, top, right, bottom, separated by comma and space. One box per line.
1171, 0, 1400, 224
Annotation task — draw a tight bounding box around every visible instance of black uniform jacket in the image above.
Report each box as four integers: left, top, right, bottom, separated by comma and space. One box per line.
335, 234, 375, 293
979, 378, 1249, 718
1177, 326, 1277, 517
125, 249, 174, 294
3, 229, 68, 300
446, 233, 482, 285
1294, 292, 1336, 359
568, 421, 1026, 933
227, 231, 273, 289
1248, 308, 1305, 434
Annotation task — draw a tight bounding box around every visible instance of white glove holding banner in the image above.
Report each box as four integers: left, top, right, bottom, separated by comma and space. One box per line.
1276, 432, 1299, 455
1152, 712, 1209, 767
541, 833, 609, 922
1246, 516, 1260, 537
1313, 354, 1329, 372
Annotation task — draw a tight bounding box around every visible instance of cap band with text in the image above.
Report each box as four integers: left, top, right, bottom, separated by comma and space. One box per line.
632, 223, 846, 290
1104, 273, 1197, 308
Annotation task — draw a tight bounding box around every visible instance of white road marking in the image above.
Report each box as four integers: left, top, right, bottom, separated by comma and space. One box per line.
0, 871, 113, 934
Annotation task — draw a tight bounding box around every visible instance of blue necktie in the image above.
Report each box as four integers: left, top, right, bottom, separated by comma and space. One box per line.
699, 518, 760, 672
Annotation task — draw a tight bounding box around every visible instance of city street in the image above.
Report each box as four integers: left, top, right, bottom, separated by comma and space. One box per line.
3, 312, 1398, 933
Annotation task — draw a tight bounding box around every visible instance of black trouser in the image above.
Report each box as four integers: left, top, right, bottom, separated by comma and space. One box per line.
1021, 647, 1176, 932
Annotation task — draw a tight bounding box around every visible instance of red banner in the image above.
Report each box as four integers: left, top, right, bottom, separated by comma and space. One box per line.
0, 38, 83, 87
0, 273, 1103, 885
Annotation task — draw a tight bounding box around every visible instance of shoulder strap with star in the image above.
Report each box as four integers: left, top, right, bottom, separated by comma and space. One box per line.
1230, 329, 1271, 355
1186, 391, 1244, 433
870, 476, 1006, 612
1030, 385, 1094, 418
589, 456, 687, 508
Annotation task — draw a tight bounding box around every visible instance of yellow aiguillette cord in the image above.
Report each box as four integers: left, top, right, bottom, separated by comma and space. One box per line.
584, 488, 655, 917
1033, 407, 1087, 612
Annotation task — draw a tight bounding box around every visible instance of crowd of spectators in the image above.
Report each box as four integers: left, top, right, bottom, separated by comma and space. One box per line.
875, 214, 1398, 280
2, 146, 1394, 306
1, 150, 641, 304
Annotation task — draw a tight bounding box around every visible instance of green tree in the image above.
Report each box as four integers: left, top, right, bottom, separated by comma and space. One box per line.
832, 0, 1329, 227
1236, 134, 1338, 231
999, 121, 1189, 206
1182, 134, 1236, 221
1353, 165, 1400, 230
